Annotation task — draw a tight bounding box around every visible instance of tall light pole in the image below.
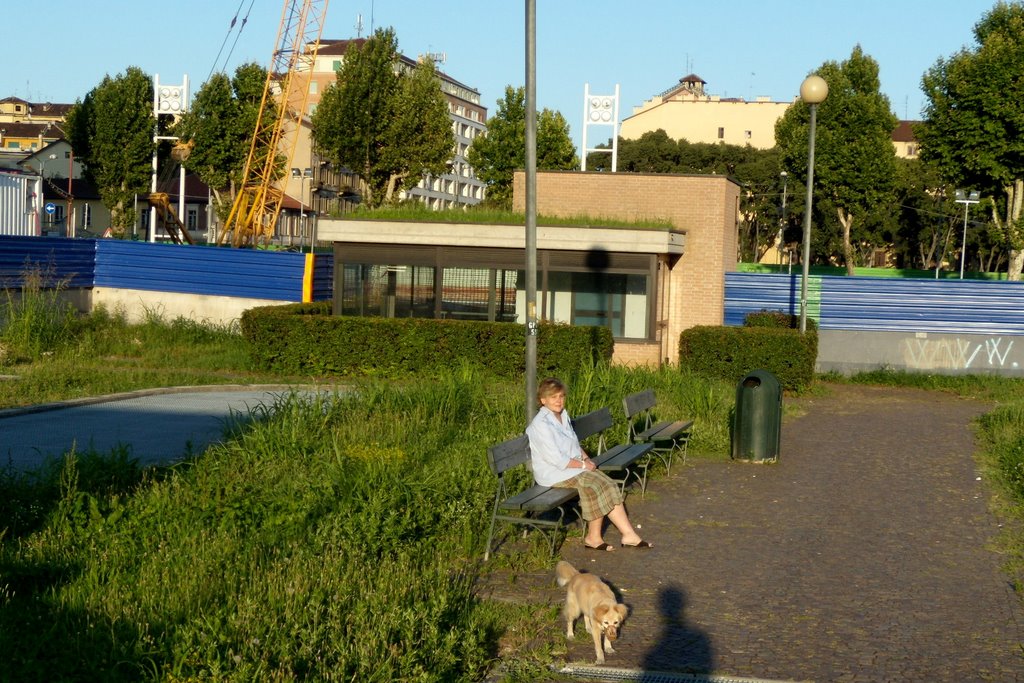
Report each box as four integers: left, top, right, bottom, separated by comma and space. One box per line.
798, 75, 828, 334
524, 0, 538, 423
291, 167, 312, 250
778, 170, 788, 265
955, 189, 980, 279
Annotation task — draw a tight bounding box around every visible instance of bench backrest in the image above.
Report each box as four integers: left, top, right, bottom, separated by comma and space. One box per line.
487, 434, 532, 477
572, 407, 613, 454
571, 407, 613, 441
623, 389, 657, 419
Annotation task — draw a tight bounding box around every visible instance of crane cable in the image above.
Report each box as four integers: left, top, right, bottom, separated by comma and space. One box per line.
206, 0, 257, 83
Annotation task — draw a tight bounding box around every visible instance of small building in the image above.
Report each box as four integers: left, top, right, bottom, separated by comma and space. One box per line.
0, 169, 41, 236
317, 170, 740, 366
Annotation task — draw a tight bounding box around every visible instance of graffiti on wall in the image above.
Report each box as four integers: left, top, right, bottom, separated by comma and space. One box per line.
902, 336, 1019, 370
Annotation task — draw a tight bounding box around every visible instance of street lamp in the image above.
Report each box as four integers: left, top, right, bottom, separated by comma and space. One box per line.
291, 167, 312, 249
778, 170, 788, 265
798, 74, 828, 334
955, 189, 980, 279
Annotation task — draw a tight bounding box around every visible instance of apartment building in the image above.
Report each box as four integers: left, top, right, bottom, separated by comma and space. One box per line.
303, 39, 487, 210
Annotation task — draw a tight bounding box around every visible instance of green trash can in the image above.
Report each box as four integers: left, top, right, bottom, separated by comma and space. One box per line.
731, 369, 782, 462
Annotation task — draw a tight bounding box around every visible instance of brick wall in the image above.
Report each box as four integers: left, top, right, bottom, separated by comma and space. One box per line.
513, 170, 740, 365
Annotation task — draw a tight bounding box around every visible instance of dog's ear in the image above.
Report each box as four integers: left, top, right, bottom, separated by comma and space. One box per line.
614, 604, 628, 621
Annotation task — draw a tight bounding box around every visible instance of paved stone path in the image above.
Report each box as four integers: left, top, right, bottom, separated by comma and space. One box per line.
481, 383, 1024, 682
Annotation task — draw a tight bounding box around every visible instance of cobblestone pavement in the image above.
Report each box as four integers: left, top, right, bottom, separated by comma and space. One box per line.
480, 383, 1024, 682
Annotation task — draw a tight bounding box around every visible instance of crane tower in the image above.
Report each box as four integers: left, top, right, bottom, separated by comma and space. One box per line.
220, 0, 328, 246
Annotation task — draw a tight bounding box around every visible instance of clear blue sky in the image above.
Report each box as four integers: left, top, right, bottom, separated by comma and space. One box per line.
4, 0, 1001, 152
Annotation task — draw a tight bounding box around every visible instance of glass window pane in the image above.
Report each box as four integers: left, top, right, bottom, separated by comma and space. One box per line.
441, 267, 519, 321
340, 264, 435, 318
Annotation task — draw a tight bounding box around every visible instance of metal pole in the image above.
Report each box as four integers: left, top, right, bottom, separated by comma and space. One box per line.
150, 74, 159, 243
959, 203, 969, 279
779, 171, 787, 265
799, 103, 818, 335
524, 0, 538, 424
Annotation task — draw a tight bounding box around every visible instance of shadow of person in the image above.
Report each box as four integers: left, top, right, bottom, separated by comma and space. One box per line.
641, 583, 714, 674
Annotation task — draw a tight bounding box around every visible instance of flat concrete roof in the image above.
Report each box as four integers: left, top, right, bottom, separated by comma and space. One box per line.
316, 220, 686, 255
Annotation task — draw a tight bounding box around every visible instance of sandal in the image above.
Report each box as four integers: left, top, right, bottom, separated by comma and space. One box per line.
584, 542, 615, 552
621, 540, 653, 549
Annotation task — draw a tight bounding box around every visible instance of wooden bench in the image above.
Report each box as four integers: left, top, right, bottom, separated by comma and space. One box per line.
623, 389, 694, 475
572, 407, 656, 498
484, 434, 579, 561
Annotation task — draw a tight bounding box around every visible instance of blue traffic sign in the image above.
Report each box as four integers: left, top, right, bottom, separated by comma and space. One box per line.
44, 202, 56, 215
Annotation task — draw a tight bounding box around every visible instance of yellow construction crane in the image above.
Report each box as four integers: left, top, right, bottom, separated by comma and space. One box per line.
219, 0, 328, 247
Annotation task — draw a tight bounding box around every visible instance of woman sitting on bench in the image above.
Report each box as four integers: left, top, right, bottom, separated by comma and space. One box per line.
526, 377, 653, 551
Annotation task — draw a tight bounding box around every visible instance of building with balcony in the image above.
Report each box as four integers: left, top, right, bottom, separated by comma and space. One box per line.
301, 39, 487, 211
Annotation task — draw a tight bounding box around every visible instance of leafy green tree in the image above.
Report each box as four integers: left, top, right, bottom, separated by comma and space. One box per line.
380, 56, 456, 201
776, 46, 899, 274
65, 66, 155, 236
172, 63, 267, 225
603, 129, 680, 172
918, 1, 1024, 280
311, 28, 453, 208
467, 85, 579, 208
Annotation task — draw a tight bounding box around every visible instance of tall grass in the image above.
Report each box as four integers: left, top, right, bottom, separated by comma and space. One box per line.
565, 361, 732, 455
0, 375, 513, 680
0, 264, 78, 363
0, 360, 736, 680
344, 203, 674, 230
0, 304, 298, 409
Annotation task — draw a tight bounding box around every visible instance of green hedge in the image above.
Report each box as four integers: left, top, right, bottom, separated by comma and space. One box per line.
240, 302, 613, 379
678, 316, 817, 391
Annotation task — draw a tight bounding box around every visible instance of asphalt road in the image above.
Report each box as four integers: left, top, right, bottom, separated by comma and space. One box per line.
0, 385, 322, 471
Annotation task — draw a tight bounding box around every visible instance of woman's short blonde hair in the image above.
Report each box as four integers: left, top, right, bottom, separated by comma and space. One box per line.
537, 377, 567, 402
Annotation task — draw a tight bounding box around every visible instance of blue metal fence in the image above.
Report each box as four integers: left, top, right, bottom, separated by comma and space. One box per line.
0, 235, 96, 289
94, 241, 309, 301
0, 236, 332, 302
725, 272, 1024, 336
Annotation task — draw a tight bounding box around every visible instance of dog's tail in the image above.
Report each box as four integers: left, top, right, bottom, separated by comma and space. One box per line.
555, 560, 578, 587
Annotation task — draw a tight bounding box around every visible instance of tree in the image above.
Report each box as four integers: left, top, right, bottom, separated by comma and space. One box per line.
467, 85, 578, 208
776, 46, 899, 274
604, 129, 680, 173
65, 66, 155, 236
311, 28, 453, 208
172, 63, 267, 226
379, 56, 456, 202
918, 1, 1024, 280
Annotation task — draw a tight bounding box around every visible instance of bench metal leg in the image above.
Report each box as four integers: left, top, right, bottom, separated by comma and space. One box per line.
484, 493, 504, 561
487, 507, 573, 560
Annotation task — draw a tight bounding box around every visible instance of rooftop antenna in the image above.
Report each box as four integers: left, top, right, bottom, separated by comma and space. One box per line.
355, 13, 363, 37
370, 0, 375, 33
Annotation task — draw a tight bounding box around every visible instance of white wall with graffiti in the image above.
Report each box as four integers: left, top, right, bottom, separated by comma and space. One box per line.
816, 330, 1022, 376
725, 272, 1024, 377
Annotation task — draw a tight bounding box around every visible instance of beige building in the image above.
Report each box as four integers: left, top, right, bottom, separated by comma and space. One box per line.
621, 75, 920, 159
892, 120, 920, 159
620, 75, 791, 150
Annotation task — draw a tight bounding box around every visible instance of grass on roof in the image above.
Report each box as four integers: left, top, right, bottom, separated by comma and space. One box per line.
338, 203, 676, 230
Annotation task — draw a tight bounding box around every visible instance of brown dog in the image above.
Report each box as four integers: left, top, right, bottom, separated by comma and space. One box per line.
555, 560, 628, 664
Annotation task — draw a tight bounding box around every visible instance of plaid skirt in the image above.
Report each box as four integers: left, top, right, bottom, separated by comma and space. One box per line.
553, 469, 622, 521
